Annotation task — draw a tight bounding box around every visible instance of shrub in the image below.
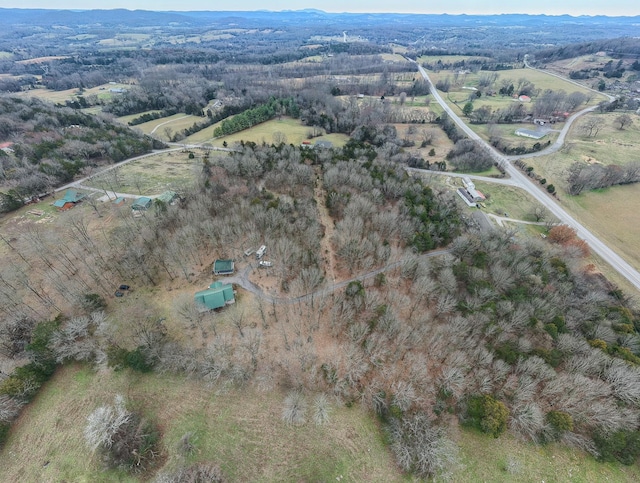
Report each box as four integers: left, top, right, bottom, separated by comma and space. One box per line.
544, 323, 559, 340
594, 430, 640, 465
312, 394, 331, 426
388, 413, 459, 479
85, 395, 160, 472
82, 293, 107, 312
466, 395, 509, 438
0, 422, 10, 449
282, 390, 307, 425
546, 410, 574, 436
106, 345, 154, 372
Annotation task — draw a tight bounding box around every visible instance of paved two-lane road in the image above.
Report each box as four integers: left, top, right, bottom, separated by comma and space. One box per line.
414, 63, 640, 292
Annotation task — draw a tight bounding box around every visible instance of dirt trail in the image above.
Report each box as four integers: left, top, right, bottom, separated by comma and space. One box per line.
314, 166, 338, 284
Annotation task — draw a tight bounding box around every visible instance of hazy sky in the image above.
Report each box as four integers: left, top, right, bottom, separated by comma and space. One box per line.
1, 1, 639, 16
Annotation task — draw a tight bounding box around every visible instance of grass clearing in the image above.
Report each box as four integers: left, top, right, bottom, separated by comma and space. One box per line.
0, 364, 402, 482
427, 68, 607, 105
418, 54, 492, 64
116, 110, 163, 125
473, 181, 543, 221
16, 82, 130, 104
522, 112, 640, 273
82, 150, 201, 196
4, 363, 637, 482
558, 183, 640, 273
456, 428, 640, 482
129, 114, 203, 139
186, 117, 350, 148
0, 51, 13, 59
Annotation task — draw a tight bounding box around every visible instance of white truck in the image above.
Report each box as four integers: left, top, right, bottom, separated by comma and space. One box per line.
256, 245, 267, 260
258, 260, 273, 268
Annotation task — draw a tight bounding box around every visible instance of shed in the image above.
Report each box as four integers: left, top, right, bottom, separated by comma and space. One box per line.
194, 281, 235, 311
314, 140, 333, 149
157, 190, 178, 205
213, 259, 235, 275
515, 129, 546, 140
113, 197, 126, 206
132, 197, 153, 211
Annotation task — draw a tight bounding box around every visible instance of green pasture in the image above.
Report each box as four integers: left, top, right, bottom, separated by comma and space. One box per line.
186, 117, 350, 148
0, 365, 402, 482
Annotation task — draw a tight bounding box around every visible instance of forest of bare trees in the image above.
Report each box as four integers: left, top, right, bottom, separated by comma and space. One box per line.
3, 131, 640, 477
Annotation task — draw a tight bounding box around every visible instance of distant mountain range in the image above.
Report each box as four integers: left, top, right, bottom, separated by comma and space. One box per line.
0, 8, 639, 29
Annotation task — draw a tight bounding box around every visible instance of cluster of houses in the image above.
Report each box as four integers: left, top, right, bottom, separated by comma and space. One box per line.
457, 177, 486, 207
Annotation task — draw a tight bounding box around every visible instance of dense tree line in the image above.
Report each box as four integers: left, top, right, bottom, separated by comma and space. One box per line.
0, 97, 161, 211
213, 98, 299, 137
566, 161, 640, 195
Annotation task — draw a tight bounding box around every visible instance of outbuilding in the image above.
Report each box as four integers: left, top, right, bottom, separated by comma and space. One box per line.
213, 259, 235, 275
132, 196, 153, 211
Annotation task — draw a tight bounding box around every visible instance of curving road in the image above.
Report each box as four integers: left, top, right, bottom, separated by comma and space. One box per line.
224, 249, 451, 304
413, 62, 640, 292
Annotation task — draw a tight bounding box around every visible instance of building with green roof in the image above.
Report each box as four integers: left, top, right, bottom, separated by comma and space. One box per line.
157, 191, 179, 204
213, 259, 235, 275
52, 189, 86, 210
194, 282, 235, 311
132, 196, 153, 211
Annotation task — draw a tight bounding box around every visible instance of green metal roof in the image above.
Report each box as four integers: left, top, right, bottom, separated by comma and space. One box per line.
213, 259, 234, 275
157, 191, 178, 204
194, 283, 234, 310
62, 189, 86, 202
132, 197, 153, 210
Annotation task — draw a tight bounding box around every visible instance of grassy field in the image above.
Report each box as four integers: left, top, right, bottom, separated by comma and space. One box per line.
521, 112, 640, 272
3, 363, 639, 482
456, 429, 640, 482
527, 112, 640, 186
473, 181, 546, 222
16, 82, 130, 104
82, 151, 201, 196
418, 54, 493, 64
0, 51, 13, 59
116, 110, 163, 125
127, 114, 204, 140
560, 184, 640, 273
0, 364, 403, 482
185, 117, 350, 148
428, 68, 606, 103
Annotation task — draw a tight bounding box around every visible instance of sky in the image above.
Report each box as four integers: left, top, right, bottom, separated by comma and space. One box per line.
0, 1, 638, 16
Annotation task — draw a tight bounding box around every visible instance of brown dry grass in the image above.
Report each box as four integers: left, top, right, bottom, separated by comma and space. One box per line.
0, 364, 402, 482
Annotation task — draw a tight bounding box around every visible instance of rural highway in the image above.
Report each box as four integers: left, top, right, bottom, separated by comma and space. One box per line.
414, 62, 640, 292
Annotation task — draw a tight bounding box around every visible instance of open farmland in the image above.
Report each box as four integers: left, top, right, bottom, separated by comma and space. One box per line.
418, 54, 493, 64
125, 113, 204, 140
82, 150, 202, 196
427, 67, 607, 104
3, 363, 639, 483
0, 365, 403, 482
116, 110, 163, 125
186, 117, 350, 148
16, 82, 131, 104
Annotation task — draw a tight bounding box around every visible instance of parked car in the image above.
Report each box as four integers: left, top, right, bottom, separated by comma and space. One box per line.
259, 260, 273, 268
119, 284, 130, 290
